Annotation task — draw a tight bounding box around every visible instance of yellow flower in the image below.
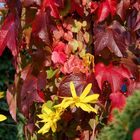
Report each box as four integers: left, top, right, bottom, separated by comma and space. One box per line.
0, 114, 7, 122
0, 92, 7, 122
0, 92, 4, 99
55, 81, 99, 113
37, 103, 64, 134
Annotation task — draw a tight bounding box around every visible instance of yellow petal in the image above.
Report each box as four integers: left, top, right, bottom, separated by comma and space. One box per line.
60, 99, 75, 109
38, 123, 51, 134
80, 83, 92, 99
83, 94, 99, 103
51, 122, 57, 132
70, 81, 77, 98
76, 103, 97, 113
42, 104, 52, 114
37, 114, 51, 122
0, 92, 4, 99
0, 114, 7, 122
55, 107, 65, 115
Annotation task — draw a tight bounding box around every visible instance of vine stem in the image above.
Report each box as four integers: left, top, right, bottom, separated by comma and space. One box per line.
90, 121, 96, 140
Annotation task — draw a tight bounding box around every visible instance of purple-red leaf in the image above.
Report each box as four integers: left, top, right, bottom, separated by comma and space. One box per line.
32, 11, 51, 45
6, 86, 17, 122
22, 0, 41, 6
94, 25, 127, 57
117, 0, 130, 21
134, 11, 140, 31
59, 73, 100, 97
21, 75, 44, 117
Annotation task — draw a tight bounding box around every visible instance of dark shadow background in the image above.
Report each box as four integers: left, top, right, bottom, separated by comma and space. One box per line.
0, 48, 18, 140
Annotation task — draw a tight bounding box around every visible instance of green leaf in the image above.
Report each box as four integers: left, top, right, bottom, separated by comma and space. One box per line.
65, 120, 78, 138
45, 100, 54, 110
89, 119, 95, 130
68, 40, 79, 53
46, 68, 58, 79
72, 20, 82, 33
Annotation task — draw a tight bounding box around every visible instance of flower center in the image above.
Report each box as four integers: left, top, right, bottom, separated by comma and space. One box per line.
73, 97, 80, 103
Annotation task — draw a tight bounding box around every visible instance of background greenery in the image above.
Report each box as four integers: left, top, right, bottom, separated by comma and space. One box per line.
0, 48, 18, 140
97, 90, 140, 140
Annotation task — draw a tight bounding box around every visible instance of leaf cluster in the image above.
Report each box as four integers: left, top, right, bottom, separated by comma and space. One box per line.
0, 0, 139, 139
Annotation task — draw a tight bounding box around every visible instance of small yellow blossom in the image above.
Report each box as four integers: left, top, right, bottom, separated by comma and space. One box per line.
55, 81, 99, 113
0, 92, 4, 99
0, 92, 7, 122
0, 114, 7, 122
37, 104, 64, 134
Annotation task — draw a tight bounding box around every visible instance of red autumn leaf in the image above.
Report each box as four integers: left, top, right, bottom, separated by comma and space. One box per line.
0, 13, 19, 56
110, 91, 126, 110
95, 63, 132, 92
37, 90, 45, 101
55, 0, 64, 8
24, 121, 35, 135
41, 0, 60, 18
51, 42, 67, 64
22, 0, 41, 6
133, 0, 140, 11
70, 0, 84, 17
31, 49, 51, 68
20, 64, 33, 80
117, 0, 130, 21
6, 86, 17, 122
109, 91, 126, 121
97, 1, 110, 22
20, 50, 48, 80
133, 128, 140, 140
97, 0, 117, 22
32, 11, 51, 45
59, 72, 100, 97
37, 70, 47, 90
20, 64, 47, 116
89, 2, 98, 13
134, 11, 140, 31
94, 25, 127, 57
21, 75, 44, 117
61, 55, 86, 74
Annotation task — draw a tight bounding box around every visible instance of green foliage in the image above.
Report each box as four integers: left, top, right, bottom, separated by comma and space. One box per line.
0, 49, 15, 91
0, 118, 18, 140
97, 90, 140, 140
0, 49, 17, 140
